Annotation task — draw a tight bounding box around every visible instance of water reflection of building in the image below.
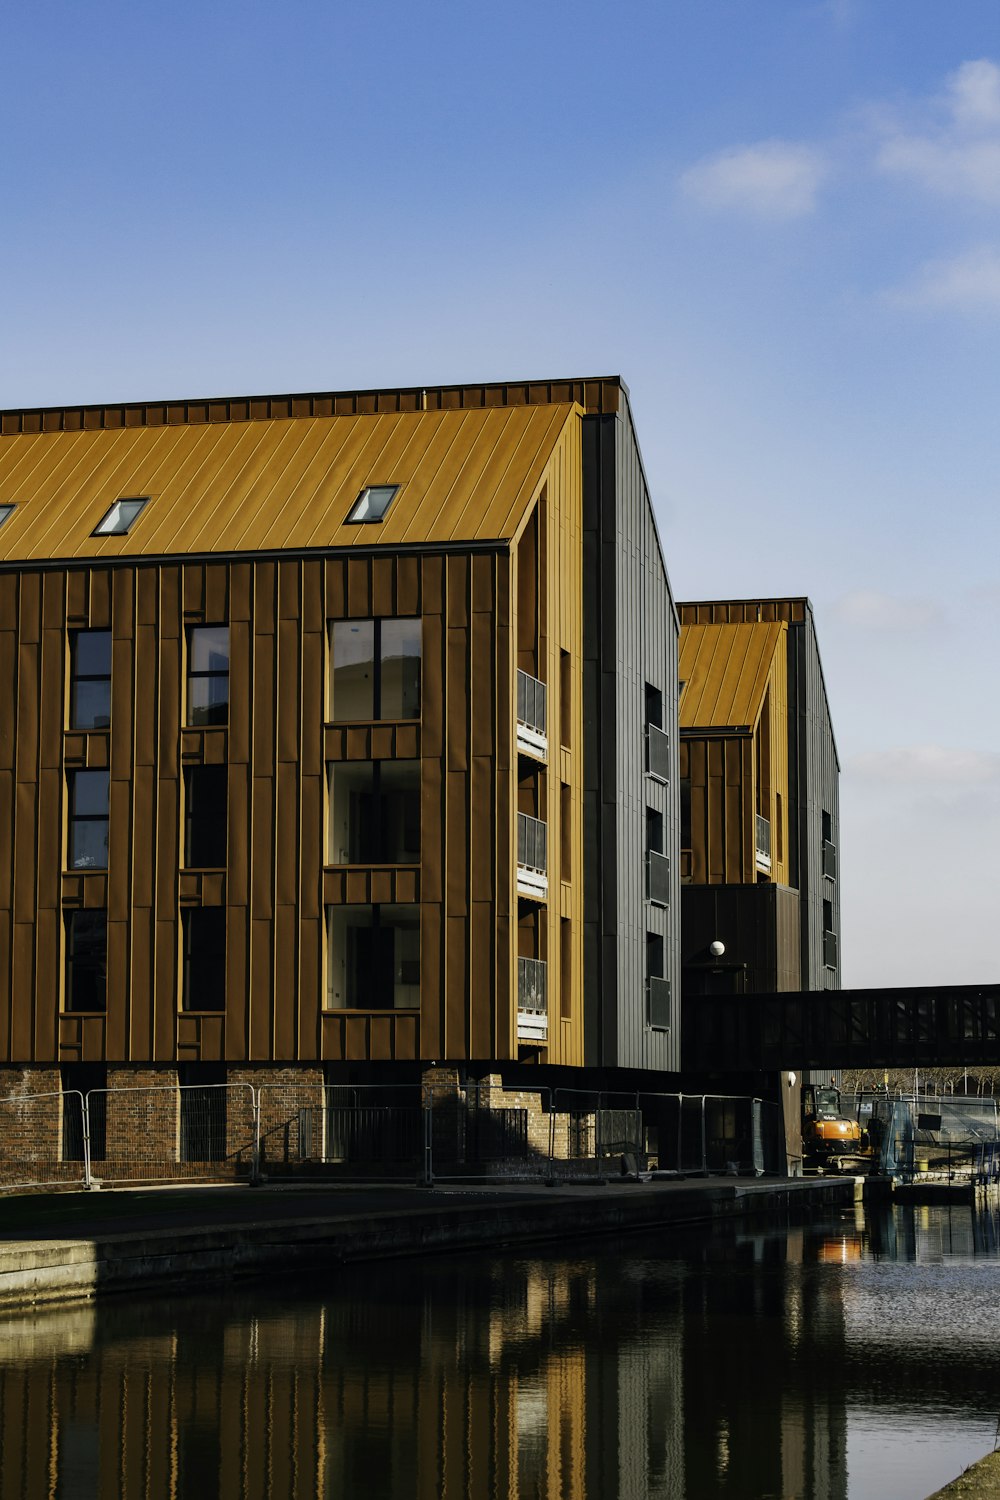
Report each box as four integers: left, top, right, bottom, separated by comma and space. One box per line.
0, 1233, 851, 1500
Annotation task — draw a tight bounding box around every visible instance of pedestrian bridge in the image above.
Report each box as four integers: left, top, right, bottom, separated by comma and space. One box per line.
682, 983, 1000, 1072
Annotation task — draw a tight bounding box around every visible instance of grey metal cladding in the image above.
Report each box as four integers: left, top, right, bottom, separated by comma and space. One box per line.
581, 403, 681, 1071
787, 605, 841, 991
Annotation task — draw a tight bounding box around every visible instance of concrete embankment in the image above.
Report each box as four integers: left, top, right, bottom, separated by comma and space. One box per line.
0, 1175, 856, 1312
924, 1450, 1000, 1499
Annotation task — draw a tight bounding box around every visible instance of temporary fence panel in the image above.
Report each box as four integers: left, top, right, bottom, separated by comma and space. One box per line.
85, 1085, 257, 1184
0, 1090, 88, 1192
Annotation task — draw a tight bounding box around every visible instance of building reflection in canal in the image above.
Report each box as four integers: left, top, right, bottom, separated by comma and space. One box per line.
3, 1207, 1000, 1500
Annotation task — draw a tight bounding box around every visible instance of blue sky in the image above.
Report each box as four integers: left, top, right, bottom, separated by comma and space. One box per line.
3, 2, 998, 985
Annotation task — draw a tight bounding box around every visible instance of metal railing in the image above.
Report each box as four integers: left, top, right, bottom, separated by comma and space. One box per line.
647, 976, 671, 1030
516, 669, 547, 752
647, 849, 670, 906
755, 813, 771, 869
516, 812, 548, 895
646, 724, 670, 782
517, 956, 548, 1041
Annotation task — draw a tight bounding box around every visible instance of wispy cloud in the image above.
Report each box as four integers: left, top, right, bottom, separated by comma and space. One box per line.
876, 59, 1000, 204
829, 589, 944, 630
888, 245, 1000, 313
679, 140, 827, 220
847, 746, 1000, 785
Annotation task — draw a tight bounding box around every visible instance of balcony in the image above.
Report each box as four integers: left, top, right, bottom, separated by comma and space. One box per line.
755, 813, 772, 873
647, 976, 672, 1031
647, 850, 670, 907
516, 670, 547, 760
822, 839, 837, 881
646, 724, 670, 782
517, 956, 548, 1042
516, 812, 548, 899
824, 929, 838, 970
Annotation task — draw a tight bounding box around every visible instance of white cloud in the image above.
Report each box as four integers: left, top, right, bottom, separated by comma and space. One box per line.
829, 589, 943, 630
846, 746, 1000, 785
947, 58, 1000, 131
679, 140, 826, 220
876, 59, 1000, 204
889, 245, 1000, 312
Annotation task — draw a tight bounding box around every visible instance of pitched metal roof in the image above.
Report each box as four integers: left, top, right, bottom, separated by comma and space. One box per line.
0, 403, 577, 563
679, 621, 786, 732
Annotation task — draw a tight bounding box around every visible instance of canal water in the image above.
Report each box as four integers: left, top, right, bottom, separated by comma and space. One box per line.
1, 1203, 999, 1500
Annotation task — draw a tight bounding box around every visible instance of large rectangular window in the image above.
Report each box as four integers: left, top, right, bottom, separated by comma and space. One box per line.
181, 908, 227, 1011
69, 630, 112, 730
67, 770, 109, 870
325, 904, 420, 1009
64, 911, 107, 1012
186, 626, 230, 727
326, 761, 420, 864
329, 618, 421, 722
184, 765, 228, 868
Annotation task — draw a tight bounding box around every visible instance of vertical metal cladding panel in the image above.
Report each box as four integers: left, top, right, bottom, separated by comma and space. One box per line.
792, 609, 841, 990
581, 406, 679, 1071
612, 401, 680, 1071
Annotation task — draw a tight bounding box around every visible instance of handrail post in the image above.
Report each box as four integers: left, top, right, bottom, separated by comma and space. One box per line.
250, 1086, 262, 1186
546, 1088, 557, 1187
676, 1093, 684, 1174
82, 1090, 93, 1190
420, 1095, 435, 1188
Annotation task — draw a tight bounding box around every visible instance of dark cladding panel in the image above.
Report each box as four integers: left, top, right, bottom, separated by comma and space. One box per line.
582, 402, 680, 1072
788, 607, 840, 992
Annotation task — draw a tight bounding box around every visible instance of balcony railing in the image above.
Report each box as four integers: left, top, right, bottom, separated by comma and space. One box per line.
755, 813, 772, 872
647, 850, 671, 907
516, 812, 548, 898
824, 929, 838, 970
822, 839, 837, 881
517, 956, 548, 1042
516, 670, 547, 759
646, 724, 670, 782
647, 976, 672, 1031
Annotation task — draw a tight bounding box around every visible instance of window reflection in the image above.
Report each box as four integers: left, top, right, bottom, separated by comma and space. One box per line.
329, 618, 420, 722
187, 626, 230, 726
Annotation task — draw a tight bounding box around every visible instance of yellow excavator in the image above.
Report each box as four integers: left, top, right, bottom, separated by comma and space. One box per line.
802, 1083, 870, 1173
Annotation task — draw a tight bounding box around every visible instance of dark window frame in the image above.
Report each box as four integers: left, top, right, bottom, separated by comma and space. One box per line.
186, 624, 231, 728
64, 910, 108, 1013
326, 759, 420, 865
325, 902, 420, 1011
183, 764, 229, 869
67, 769, 110, 871
345, 484, 400, 524
69, 629, 113, 730
92, 496, 150, 536
181, 907, 227, 1013
329, 616, 421, 723
0, 503, 16, 530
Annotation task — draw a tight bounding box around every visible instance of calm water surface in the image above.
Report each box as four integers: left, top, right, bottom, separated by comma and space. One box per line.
2, 1203, 999, 1500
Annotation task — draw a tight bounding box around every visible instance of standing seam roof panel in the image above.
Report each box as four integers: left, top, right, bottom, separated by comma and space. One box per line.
0, 405, 579, 561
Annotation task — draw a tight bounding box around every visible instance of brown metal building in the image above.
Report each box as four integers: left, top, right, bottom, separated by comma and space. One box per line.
677, 599, 840, 998
0, 376, 681, 1108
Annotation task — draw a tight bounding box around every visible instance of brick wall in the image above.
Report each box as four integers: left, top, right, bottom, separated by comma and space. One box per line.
0, 1067, 70, 1186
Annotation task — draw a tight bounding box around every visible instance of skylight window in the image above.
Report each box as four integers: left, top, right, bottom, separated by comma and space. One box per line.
346, 485, 399, 524
0, 504, 15, 529
93, 497, 150, 536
